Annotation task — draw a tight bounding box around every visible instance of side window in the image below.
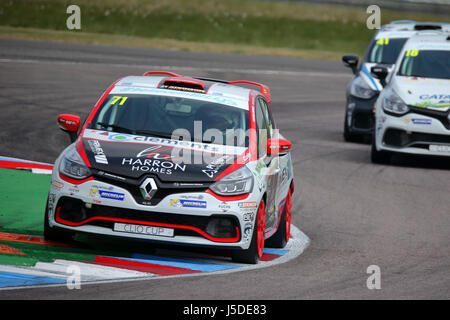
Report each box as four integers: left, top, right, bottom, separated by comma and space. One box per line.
260, 98, 276, 138
255, 99, 268, 158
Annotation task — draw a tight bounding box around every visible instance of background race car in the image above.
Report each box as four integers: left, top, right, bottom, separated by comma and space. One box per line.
342, 21, 450, 142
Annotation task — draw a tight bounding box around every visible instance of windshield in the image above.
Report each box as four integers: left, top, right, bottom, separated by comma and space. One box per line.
366, 38, 408, 64
89, 94, 249, 147
398, 50, 450, 79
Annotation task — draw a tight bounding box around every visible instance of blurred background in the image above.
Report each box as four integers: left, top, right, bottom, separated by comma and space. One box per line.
0, 0, 449, 61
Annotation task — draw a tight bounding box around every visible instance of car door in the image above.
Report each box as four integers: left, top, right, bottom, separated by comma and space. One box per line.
255, 96, 280, 234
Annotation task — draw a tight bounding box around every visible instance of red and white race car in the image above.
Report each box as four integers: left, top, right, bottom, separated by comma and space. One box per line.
46, 71, 294, 264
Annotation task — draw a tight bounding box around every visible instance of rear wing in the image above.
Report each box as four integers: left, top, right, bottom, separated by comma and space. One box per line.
228, 80, 272, 104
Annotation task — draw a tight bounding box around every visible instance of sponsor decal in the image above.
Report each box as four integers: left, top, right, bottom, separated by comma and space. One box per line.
280, 167, 288, 184
419, 94, 450, 101
411, 118, 432, 125
89, 187, 124, 201
48, 193, 56, 214
238, 201, 257, 209
169, 199, 207, 209
98, 190, 125, 201
97, 171, 127, 181
243, 212, 255, 222
414, 95, 450, 109
218, 202, 231, 212
202, 155, 233, 179
174, 182, 208, 187
405, 118, 432, 125
68, 185, 80, 195
202, 169, 217, 178
107, 132, 221, 153
83, 130, 247, 169
243, 222, 253, 240
59, 118, 77, 126
413, 101, 450, 109
136, 146, 181, 161
87, 140, 108, 164
51, 181, 64, 189
179, 194, 204, 200
429, 145, 450, 152
121, 157, 186, 175
112, 86, 242, 108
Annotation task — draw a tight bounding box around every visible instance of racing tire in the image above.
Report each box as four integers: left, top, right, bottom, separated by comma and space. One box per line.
371, 135, 391, 164
343, 114, 354, 142
44, 197, 75, 242
265, 188, 292, 249
231, 200, 266, 264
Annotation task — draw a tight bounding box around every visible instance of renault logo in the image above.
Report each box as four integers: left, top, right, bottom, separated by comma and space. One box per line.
139, 177, 157, 200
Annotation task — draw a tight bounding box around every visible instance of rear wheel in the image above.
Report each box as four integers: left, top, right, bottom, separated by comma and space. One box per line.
231, 200, 266, 264
265, 188, 292, 248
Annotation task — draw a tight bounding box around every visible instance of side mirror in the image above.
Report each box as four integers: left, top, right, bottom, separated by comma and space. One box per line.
370, 66, 388, 87
57, 114, 80, 143
267, 138, 292, 156
342, 54, 359, 74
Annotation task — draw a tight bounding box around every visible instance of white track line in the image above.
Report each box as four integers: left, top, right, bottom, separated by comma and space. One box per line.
33, 260, 153, 281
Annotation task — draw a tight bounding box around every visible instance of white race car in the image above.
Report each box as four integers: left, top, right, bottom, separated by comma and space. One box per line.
342, 20, 450, 141
45, 71, 295, 264
371, 33, 450, 163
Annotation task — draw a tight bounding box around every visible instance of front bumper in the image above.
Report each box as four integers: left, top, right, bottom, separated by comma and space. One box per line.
48, 174, 259, 250
375, 110, 450, 156
346, 94, 378, 135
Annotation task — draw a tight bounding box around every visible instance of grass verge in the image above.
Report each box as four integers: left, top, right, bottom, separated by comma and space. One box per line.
0, 0, 448, 60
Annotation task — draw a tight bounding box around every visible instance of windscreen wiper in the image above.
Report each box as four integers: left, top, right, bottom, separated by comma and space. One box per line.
133, 129, 176, 139
96, 122, 134, 134
137, 130, 214, 144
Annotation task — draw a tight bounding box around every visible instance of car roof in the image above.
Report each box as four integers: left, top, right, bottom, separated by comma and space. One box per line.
374, 21, 450, 39
110, 72, 272, 110
402, 33, 450, 51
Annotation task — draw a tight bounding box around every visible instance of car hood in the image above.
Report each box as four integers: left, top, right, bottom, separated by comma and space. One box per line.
393, 77, 450, 111
81, 129, 248, 182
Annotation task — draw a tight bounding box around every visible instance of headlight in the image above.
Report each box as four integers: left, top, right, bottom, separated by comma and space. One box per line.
59, 144, 91, 179
209, 166, 254, 196
383, 88, 409, 115
350, 76, 376, 99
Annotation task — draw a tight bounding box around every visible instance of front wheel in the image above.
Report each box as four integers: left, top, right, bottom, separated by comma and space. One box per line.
343, 112, 354, 142
371, 135, 391, 164
231, 200, 266, 264
265, 187, 292, 248
44, 197, 74, 242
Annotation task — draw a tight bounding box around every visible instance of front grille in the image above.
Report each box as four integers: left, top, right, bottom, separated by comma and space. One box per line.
383, 128, 450, 148
409, 106, 450, 130
56, 197, 240, 241
93, 172, 209, 206
353, 111, 374, 129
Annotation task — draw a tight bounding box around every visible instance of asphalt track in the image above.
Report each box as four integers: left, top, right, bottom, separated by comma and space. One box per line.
0, 38, 449, 299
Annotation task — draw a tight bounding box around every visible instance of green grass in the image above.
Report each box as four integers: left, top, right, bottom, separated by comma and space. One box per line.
0, 0, 448, 59
0, 168, 50, 235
